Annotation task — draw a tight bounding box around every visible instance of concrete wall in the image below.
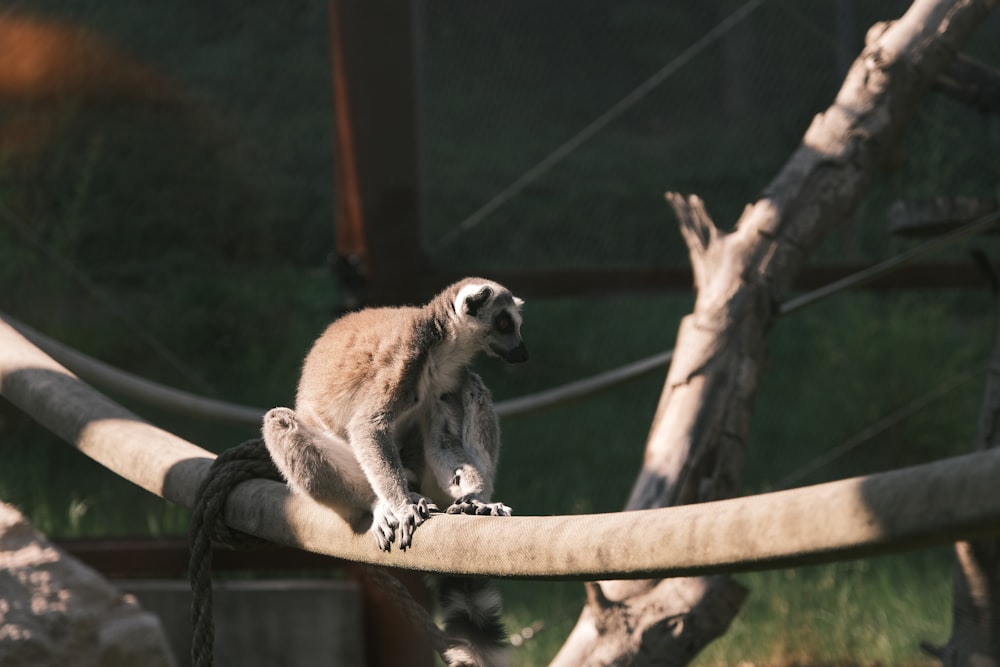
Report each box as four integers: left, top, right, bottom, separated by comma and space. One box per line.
119, 579, 364, 667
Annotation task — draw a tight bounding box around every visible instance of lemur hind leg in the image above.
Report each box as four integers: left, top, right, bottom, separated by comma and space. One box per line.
264, 408, 437, 551
262, 407, 375, 514
427, 373, 512, 517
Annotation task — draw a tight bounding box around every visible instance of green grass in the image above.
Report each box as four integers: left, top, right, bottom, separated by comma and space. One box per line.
3, 2, 1000, 664
1, 283, 993, 667
2, 209, 994, 665
501, 580, 587, 665
498, 554, 954, 667
486, 291, 991, 666
694, 553, 952, 667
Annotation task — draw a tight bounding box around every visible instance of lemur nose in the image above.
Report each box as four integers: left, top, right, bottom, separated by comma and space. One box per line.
503, 342, 528, 364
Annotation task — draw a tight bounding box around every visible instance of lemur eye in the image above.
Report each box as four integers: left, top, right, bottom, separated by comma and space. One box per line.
494, 313, 513, 333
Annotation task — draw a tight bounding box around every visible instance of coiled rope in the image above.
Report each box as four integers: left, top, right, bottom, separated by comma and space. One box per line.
4, 316, 1000, 581
188, 437, 448, 667
188, 438, 280, 667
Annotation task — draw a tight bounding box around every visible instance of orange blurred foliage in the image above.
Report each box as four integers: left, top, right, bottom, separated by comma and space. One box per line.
0, 14, 183, 159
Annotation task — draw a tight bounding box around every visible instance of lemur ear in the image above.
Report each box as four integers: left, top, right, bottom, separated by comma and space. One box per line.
513, 296, 525, 308
454, 283, 493, 317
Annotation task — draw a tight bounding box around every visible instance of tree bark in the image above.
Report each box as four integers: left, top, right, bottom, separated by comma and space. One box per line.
934, 53, 1000, 114
551, 1, 999, 665
888, 196, 1000, 237
929, 300, 1000, 666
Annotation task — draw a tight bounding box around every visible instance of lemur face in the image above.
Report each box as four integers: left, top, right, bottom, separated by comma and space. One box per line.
454, 282, 528, 364
488, 303, 527, 363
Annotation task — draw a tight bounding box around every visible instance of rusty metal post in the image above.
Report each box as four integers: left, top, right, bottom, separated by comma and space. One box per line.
329, 0, 427, 308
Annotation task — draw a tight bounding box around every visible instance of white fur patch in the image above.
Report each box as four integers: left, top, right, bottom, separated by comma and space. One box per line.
443, 642, 510, 667
454, 283, 491, 315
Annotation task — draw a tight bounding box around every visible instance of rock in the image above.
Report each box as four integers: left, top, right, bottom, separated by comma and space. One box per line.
0, 501, 177, 667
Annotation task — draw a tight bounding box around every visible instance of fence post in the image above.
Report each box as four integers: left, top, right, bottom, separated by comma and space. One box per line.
329, 0, 427, 307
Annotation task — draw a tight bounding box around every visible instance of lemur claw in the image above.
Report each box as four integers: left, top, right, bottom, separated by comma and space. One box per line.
372, 494, 438, 551
446, 495, 512, 517
371, 502, 397, 551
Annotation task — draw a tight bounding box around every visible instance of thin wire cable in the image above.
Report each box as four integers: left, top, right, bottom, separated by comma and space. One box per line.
431, 0, 767, 250
780, 210, 1000, 315
7, 312, 1000, 579
5, 314, 264, 427
9, 211, 998, 423
502, 211, 1000, 416
774, 364, 988, 490
772, 0, 840, 50
5, 209, 997, 425
495, 349, 672, 418
0, 200, 217, 395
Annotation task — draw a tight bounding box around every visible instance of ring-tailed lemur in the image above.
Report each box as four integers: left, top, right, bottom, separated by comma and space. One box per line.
262, 277, 525, 667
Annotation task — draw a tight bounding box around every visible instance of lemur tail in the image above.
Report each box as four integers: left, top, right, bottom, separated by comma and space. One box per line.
437, 576, 510, 667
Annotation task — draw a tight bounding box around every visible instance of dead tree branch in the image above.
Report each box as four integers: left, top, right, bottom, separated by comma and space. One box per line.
889, 196, 1000, 237
926, 296, 1000, 666
935, 53, 1000, 114
551, 1, 1000, 665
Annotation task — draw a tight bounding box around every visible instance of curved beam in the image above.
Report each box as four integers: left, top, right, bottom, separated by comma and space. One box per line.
7, 214, 996, 427
2, 315, 999, 579
5, 315, 265, 427
6, 311, 667, 424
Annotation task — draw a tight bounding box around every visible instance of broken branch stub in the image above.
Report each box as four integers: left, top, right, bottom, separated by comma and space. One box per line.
553, 1, 1000, 665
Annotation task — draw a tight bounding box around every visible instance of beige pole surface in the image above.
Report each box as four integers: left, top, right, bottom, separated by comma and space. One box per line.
2, 315, 999, 579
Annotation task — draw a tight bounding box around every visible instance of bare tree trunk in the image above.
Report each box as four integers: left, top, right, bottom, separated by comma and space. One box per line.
934, 53, 1000, 114
929, 302, 1000, 666
551, 1, 998, 665
945, 539, 1000, 667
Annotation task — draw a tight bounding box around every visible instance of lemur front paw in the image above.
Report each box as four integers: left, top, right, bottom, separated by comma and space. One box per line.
446, 495, 512, 517
372, 494, 439, 552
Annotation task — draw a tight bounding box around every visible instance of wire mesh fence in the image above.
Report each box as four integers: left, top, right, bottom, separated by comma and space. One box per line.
419, 0, 1000, 271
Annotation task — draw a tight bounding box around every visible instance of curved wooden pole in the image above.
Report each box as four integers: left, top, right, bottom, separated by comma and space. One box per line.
5, 206, 995, 429
1, 315, 999, 579
4, 311, 671, 424
5, 315, 265, 427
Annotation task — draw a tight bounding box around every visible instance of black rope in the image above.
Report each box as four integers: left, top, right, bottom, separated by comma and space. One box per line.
189, 437, 282, 667
187, 437, 451, 665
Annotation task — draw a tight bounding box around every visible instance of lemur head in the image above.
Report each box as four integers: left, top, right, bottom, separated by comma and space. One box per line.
451, 279, 528, 363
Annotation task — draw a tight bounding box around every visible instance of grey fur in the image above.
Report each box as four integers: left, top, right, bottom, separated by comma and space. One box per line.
262, 279, 522, 666
262, 277, 525, 551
